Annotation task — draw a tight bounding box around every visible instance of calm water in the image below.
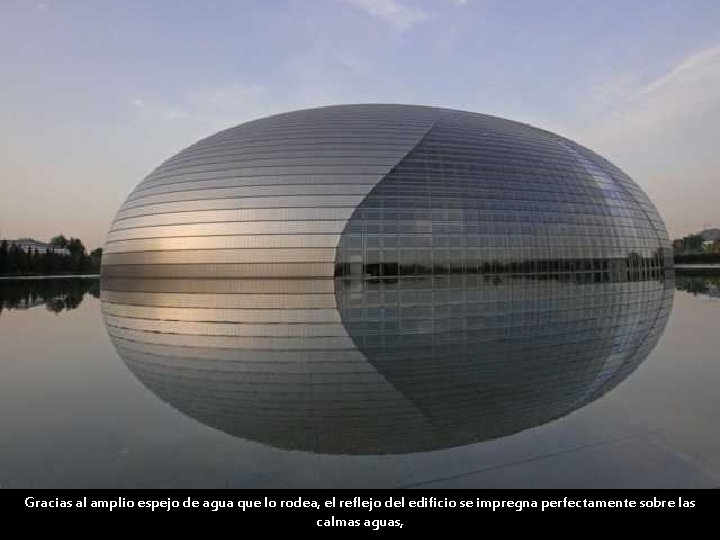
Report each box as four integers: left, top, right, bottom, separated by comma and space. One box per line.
0, 274, 718, 488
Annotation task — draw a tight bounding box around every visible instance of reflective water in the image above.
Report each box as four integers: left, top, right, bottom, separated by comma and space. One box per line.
0, 274, 718, 488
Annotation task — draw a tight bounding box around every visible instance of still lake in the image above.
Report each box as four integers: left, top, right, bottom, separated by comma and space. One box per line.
0, 273, 718, 488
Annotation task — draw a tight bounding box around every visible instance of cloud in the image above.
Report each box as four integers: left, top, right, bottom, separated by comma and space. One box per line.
633, 44, 720, 101
130, 82, 299, 144
572, 43, 720, 237
342, 0, 431, 32
576, 43, 720, 150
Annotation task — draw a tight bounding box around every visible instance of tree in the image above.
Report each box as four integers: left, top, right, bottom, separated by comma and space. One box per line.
67, 237, 86, 256
7, 244, 20, 274
0, 240, 8, 275
50, 235, 69, 248
0, 235, 101, 275
90, 247, 103, 272
681, 234, 704, 253
40, 248, 52, 274
63, 237, 86, 272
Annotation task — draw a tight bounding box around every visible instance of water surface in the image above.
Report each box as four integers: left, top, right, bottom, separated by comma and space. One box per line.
0, 274, 717, 488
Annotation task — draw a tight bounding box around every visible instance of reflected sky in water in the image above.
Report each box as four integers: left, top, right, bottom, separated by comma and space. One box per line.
0, 274, 718, 487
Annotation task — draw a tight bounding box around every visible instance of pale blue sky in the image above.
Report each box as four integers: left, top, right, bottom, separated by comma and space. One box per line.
1, 0, 719, 247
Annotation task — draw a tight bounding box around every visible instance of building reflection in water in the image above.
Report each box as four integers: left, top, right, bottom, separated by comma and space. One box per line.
101, 273, 673, 455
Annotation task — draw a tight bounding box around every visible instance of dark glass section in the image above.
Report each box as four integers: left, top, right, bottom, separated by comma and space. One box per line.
335, 275, 673, 445
336, 109, 672, 283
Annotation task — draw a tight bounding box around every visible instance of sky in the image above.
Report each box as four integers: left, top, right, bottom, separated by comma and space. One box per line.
1, 0, 719, 249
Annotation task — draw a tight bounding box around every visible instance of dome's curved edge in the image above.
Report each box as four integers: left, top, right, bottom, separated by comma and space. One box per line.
101, 105, 440, 278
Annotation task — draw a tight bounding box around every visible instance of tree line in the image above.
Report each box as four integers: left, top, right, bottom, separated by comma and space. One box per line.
0, 235, 102, 276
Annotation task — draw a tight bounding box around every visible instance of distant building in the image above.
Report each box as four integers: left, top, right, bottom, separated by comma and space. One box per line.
701, 228, 720, 242
4, 238, 70, 256
702, 239, 720, 254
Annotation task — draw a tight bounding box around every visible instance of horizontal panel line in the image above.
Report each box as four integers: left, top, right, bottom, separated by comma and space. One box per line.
129, 180, 379, 198
104, 246, 338, 251
102, 306, 334, 311
138, 174, 383, 186
103, 316, 341, 326
108, 220, 349, 232
142, 169, 390, 183
148, 161, 395, 173
114, 206, 359, 219
111, 209, 356, 224
101, 263, 333, 266
155, 151, 411, 163
105, 233, 343, 243
140, 170, 389, 183
121, 194, 368, 210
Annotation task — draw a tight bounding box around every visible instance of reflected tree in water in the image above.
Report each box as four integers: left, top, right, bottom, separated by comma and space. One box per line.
0, 279, 99, 314
675, 274, 720, 299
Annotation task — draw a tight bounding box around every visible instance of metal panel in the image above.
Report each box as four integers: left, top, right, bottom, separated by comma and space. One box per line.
103, 103, 672, 283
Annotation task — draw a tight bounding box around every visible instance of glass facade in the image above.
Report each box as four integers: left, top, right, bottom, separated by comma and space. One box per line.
102, 105, 437, 278
99, 104, 675, 454
336, 109, 672, 282
102, 104, 672, 284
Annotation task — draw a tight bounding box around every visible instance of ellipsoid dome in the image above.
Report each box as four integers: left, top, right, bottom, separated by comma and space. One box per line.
102, 104, 672, 280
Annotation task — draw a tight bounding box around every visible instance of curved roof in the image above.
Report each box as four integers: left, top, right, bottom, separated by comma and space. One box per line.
102, 104, 671, 279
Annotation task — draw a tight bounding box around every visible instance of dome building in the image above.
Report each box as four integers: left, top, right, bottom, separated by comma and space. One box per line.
100, 104, 674, 454
101, 104, 673, 280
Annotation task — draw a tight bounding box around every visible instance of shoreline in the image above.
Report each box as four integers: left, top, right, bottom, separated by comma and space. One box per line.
0, 266, 718, 281
0, 274, 100, 280
675, 265, 720, 273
